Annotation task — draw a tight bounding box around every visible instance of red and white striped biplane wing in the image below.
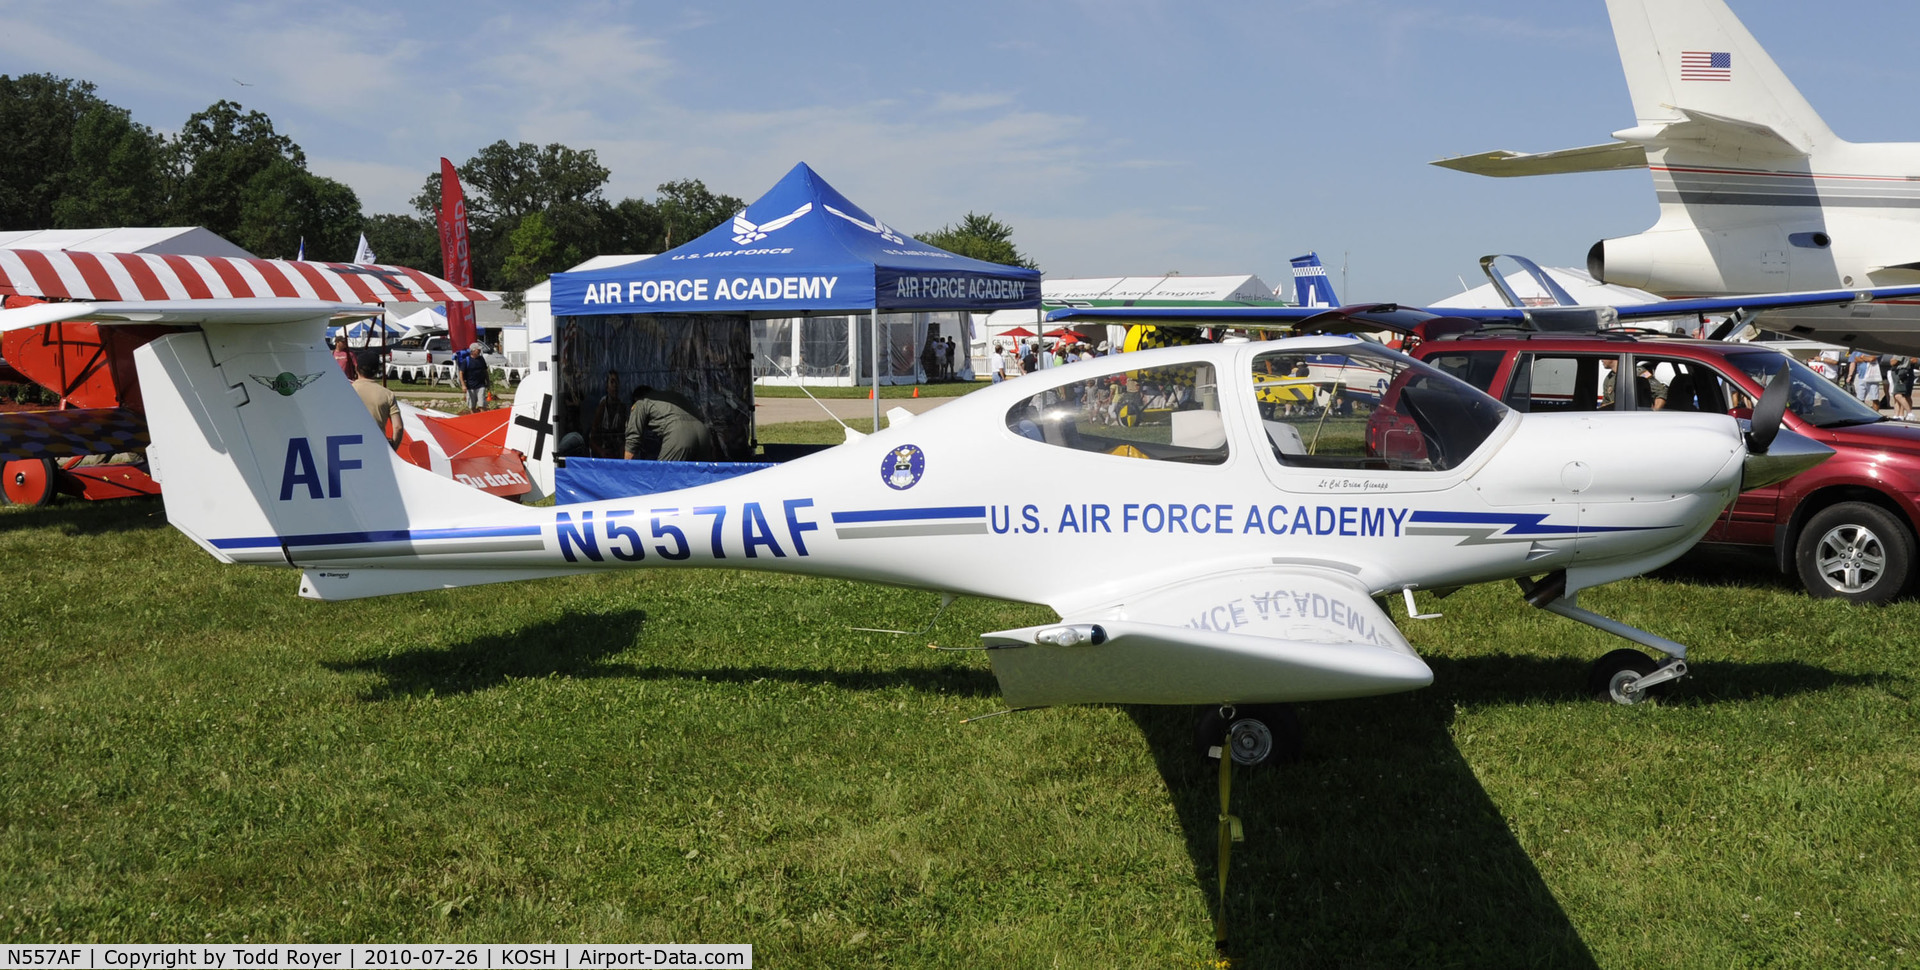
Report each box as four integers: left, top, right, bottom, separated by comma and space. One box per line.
0, 250, 491, 304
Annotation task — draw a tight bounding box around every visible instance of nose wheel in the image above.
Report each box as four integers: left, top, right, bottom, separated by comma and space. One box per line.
1585, 648, 1685, 705
1193, 704, 1301, 767
1522, 572, 1692, 703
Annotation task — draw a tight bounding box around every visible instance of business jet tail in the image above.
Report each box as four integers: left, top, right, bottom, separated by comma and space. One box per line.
1433, 0, 1836, 177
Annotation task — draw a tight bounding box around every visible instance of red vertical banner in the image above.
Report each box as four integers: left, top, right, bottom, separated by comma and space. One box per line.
437, 157, 478, 350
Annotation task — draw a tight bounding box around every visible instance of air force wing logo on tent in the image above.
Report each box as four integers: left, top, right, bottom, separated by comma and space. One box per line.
825, 204, 904, 245
731, 203, 813, 245
550, 161, 1041, 315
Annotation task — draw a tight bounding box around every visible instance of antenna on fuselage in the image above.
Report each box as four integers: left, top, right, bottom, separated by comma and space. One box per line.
764, 355, 858, 437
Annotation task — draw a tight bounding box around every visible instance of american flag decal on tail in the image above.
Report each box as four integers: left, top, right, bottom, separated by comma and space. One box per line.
1680, 51, 1732, 82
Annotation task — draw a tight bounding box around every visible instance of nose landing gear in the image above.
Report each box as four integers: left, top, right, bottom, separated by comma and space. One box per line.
1520, 570, 1692, 705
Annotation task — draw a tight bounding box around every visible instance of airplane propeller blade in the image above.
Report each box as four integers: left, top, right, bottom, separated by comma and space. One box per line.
1746, 363, 1791, 453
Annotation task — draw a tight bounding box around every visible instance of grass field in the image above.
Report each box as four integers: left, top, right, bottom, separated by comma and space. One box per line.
3, 492, 1917, 967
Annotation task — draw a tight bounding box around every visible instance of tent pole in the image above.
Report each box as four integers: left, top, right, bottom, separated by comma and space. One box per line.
871, 306, 880, 431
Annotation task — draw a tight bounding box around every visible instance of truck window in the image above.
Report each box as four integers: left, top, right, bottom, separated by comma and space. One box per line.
1510, 354, 1610, 412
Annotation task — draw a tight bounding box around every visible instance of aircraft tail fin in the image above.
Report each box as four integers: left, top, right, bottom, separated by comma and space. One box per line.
1605, 0, 1835, 154
1289, 253, 1339, 307
1436, 0, 1838, 177
84, 301, 514, 585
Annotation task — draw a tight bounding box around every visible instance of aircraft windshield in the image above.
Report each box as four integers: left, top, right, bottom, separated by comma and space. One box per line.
1005, 360, 1227, 464
1250, 345, 1507, 471
1723, 351, 1883, 429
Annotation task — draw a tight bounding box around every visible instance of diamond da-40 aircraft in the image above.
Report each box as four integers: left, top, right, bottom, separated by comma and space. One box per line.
0, 298, 1832, 765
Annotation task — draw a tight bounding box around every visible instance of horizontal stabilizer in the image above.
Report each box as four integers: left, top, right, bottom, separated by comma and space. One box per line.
1612, 106, 1810, 159
985, 567, 1432, 707
300, 567, 596, 601
1431, 141, 1648, 178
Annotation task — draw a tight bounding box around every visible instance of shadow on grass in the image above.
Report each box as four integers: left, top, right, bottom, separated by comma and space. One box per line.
327, 608, 998, 701
1128, 652, 1879, 966
1647, 543, 1803, 594
1131, 691, 1598, 968
1427, 654, 1883, 708
0, 494, 169, 535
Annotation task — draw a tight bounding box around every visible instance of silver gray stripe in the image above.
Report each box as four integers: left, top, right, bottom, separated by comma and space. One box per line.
292, 537, 548, 560
1656, 190, 1920, 209
835, 522, 990, 539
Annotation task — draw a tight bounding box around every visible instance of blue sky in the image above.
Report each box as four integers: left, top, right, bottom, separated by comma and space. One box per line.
3, 0, 1916, 301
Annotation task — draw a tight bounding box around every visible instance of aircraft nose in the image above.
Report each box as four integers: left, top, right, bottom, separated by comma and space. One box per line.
1741, 427, 1833, 491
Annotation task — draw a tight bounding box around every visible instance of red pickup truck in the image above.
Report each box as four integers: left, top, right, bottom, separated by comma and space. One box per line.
1406, 330, 1920, 603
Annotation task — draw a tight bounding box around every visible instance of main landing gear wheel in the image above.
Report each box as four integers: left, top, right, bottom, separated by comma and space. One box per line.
1587, 649, 1665, 706
2, 458, 58, 506
1795, 502, 1913, 605
1193, 704, 1301, 768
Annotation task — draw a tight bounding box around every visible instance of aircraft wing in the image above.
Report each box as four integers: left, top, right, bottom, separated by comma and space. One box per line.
1610, 284, 1920, 320
1047, 284, 1920, 332
1431, 141, 1648, 177
982, 567, 1433, 708
0, 407, 148, 462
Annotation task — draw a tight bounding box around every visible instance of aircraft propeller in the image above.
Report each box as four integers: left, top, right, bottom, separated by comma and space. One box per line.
1745, 363, 1791, 453
1738, 363, 1831, 491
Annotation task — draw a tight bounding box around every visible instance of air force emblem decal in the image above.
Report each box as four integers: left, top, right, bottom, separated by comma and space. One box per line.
882, 444, 925, 490
252, 372, 323, 396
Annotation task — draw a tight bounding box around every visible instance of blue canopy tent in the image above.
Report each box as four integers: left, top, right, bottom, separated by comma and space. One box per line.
551, 162, 1040, 430
325, 315, 408, 341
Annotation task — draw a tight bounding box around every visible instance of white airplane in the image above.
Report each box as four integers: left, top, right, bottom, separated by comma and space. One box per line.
1435, 0, 1920, 354
0, 298, 1833, 765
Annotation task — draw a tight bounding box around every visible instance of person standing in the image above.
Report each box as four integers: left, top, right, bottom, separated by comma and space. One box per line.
1854, 353, 1885, 410
331, 335, 359, 380
456, 342, 491, 411
351, 349, 401, 449
990, 343, 1006, 383
1890, 356, 1914, 420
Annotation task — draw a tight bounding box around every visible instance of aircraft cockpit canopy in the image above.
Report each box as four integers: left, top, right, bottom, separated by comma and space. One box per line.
1006, 360, 1228, 465
1251, 345, 1507, 472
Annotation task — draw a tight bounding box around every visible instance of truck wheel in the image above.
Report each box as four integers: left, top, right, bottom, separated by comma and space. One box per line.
1795, 501, 1913, 604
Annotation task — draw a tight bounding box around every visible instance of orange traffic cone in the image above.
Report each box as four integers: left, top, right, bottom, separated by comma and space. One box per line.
869, 387, 876, 400
912, 386, 920, 398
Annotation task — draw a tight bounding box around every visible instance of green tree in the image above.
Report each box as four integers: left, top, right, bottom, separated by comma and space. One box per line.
166, 100, 305, 241
650, 179, 743, 250
0, 74, 163, 230
497, 210, 558, 302
361, 212, 440, 273
918, 212, 1038, 270
52, 103, 166, 227
233, 158, 361, 259
412, 140, 616, 290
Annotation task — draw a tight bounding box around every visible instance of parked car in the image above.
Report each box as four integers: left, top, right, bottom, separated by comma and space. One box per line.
1405, 327, 1920, 603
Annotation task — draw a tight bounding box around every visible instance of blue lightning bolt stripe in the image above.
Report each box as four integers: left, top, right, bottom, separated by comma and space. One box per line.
1406, 511, 1658, 535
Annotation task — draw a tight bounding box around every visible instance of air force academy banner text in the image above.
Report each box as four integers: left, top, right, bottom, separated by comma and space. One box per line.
551, 162, 1040, 317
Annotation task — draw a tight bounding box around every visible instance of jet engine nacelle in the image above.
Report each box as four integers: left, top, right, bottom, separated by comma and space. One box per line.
1589, 223, 1842, 296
